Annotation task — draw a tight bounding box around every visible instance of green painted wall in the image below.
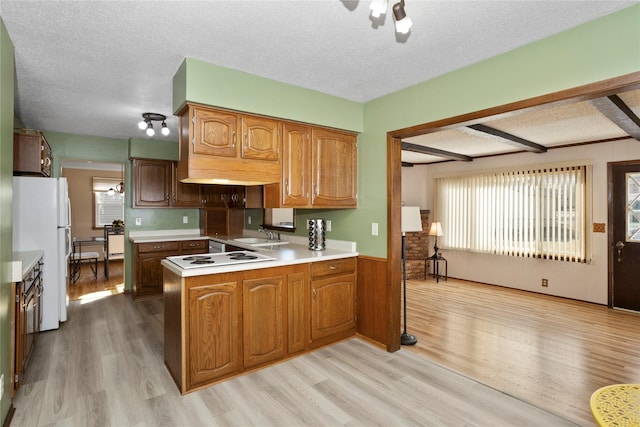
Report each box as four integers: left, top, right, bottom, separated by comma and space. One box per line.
0, 17, 14, 423
45, 132, 199, 291
173, 59, 364, 133
359, 4, 640, 257
174, 5, 640, 258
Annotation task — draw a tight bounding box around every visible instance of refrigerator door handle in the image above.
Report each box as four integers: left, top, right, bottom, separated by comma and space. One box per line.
65, 227, 72, 258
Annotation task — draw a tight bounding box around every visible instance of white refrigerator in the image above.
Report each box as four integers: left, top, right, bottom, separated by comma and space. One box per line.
13, 176, 72, 331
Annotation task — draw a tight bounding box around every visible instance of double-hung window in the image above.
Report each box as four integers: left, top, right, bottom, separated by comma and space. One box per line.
92, 177, 125, 227
435, 161, 591, 262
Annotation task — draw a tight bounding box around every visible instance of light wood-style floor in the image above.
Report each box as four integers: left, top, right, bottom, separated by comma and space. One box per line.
404, 277, 640, 426
11, 265, 580, 426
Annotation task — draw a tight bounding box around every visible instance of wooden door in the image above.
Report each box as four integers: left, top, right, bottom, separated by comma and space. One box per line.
311, 129, 357, 207
193, 108, 238, 157
610, 161, 640, 311
243, 275, 284, 368
137, 252, 174, 297
188, 282, 241, 387
241, 115, 280, 161
133, 159, 171, 207
282, 123, 311, 207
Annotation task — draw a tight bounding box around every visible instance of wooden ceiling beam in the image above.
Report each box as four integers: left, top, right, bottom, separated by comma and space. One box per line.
590, 95, 640, 140
465, 124, 547, 153
401, 142, 473, 162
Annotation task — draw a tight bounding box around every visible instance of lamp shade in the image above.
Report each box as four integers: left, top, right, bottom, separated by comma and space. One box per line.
429, 221, 444, 237
401, 206, 423, 233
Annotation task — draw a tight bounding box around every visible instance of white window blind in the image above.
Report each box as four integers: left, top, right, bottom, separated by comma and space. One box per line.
92, 177, 124, 227
436, 164, 588, 262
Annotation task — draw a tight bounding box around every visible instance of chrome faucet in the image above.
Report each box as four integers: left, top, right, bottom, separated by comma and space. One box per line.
258, 228, 280, 241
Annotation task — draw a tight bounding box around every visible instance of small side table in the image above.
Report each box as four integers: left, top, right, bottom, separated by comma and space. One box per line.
430, 256, 447, 283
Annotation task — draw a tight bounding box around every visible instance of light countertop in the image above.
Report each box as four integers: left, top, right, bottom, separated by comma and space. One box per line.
11, 250, 44, 282
161, 243, 358, 277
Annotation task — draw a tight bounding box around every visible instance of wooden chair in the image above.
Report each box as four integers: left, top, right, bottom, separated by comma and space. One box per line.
103, 225, 125, 279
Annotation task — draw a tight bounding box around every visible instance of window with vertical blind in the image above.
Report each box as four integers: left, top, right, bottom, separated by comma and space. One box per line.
435, 162, 590, 262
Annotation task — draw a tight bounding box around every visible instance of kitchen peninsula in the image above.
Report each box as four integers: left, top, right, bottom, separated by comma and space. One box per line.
160, 236, 358, 394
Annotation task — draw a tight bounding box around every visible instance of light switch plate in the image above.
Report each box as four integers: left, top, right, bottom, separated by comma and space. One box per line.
372, 222, 378, 236
183, 216, 188, 224
593, 223, 605, 233
135, 217, 141, 226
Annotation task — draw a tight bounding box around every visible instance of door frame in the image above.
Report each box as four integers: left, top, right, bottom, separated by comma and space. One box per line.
607, 159, 640, 308
385, 72, 640, 351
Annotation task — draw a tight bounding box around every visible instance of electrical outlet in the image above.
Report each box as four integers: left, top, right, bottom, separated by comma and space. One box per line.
182, 216, 188, 224
135, 217, 141, 226
326, 220, 332, 232
372, 222, 379, 236
542, 278, 549, 287
248, 216, 252, 225
1, 374, 4, 400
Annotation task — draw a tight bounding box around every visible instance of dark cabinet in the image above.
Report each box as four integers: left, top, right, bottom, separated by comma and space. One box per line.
132, 159, 171, 207
13, 130, 52, 177
132, 239, 207, 300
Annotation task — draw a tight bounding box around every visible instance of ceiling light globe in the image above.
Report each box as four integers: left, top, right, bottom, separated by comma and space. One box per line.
161, 122, 170, 136
395, 16, 412, 34
137, 120, 147, 130
146, 125, 155, 137
370, 0, 388, 18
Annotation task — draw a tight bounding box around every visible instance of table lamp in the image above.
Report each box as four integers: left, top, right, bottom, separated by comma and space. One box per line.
429, 221, 444, 259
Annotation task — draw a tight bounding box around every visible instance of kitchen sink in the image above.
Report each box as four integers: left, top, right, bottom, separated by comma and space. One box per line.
233, 238, 289, 247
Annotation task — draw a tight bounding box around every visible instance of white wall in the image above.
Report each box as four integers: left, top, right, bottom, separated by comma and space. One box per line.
401, 165, 429, 208
422, 138, 640, 304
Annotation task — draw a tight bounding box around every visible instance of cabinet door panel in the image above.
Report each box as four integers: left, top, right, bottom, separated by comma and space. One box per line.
171, 162, 202, 207
311, 129, 357, 207
282, 123, 311, 207
242, 116, 280, 161
243, 276, 284, 368
287, 271, 308, 354
311, 274, 356, 341
189, 282, 241, 386
194, 109, 238, 157
133, 159, 171, 207
138, 252, 173, 296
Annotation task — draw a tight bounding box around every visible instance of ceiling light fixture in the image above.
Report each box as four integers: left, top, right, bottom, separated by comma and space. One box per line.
392, 0, 412, 34
369, 0, 388, 18
137, 112, 170, 137
369, 0, 412, 34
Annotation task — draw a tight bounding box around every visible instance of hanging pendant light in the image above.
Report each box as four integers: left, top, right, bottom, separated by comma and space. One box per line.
115, 163, 125, 194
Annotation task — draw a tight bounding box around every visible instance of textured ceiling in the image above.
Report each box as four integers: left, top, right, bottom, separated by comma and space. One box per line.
0, 0, 636, 142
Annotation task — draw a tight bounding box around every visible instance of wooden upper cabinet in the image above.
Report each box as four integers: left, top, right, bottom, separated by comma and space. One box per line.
311, 128, 358, 208
192, 108, 238, 158
241, 115, 280, 161
171, 162, 202, 207
13, 130, 52, 177
265, 125, 357, 209
281, 123, 312, 207
133, 159, 171, 207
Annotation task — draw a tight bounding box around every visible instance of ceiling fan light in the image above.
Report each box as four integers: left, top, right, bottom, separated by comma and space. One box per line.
161, 121, 170, 136
146, 122, 155, 137
370, 0, 388, 18
137, 119, 147, 130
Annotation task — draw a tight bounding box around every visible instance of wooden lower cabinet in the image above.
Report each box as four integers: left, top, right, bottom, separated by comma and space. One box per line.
310, 258, 357, 345
132, 239, 207, 300
243, 275, 284, 368
165, 259, 355, 394
188, 280, 242, 389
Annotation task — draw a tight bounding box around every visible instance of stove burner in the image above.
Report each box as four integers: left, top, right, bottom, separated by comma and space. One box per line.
183, 255, 212, 261
191, 259, 215, 265
228, 253, 258, 260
